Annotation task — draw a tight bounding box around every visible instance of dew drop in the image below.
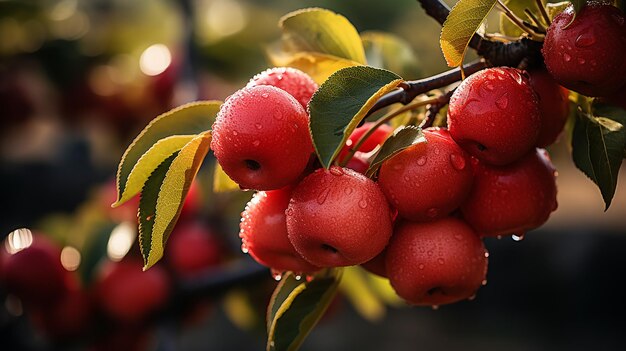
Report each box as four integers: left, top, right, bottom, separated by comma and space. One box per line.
295, 275, 302, 281
241, 244, 249, 254
417, 156, 427, 166
495, 94, 509, 110
286, 208, 294, 217
272, 272, 282, 281
274, 111, 283, 120
484, 251, 490, 258
317, 188, 330, 205
358, 199, 368, 209
454, 234, 463, 241
575, 33, 596, 48
418, 264, 425, 270
437, 258, 445, 265
329, 167, 344, 176
426, 207, 439, 218
577, 58, 586, 65
392, 163, 403, 171
450, 153, 466, 171
252, 140, 260, 147
232, 130, 238, 136
512, 233, 525, 241
403, 175, 410, 182
261, 93, 269, 98
563, 53, 571, 62
344, 187, 354, 195
496, 235, 502, 240
481, 279, 488, 286
255, 123, 262, 130
468, 295, 476, 301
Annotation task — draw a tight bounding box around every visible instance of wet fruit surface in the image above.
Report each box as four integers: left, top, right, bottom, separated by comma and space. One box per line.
528, 69, 570, 147
542, 3, 626, 97
247, 67, 318, 110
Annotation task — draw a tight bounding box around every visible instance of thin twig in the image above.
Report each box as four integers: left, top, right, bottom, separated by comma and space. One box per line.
536, 0, 552, 26
421, 89, 455, 129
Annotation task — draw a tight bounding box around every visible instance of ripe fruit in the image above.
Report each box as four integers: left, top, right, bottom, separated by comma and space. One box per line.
344, 152, 370, 174
211, 85, 313, 190
378, 128, 473, 221
542, 3, 626, 97
361, 250, 387, 278
448, 67, 541, 165
32, 287, 93, 339
528, 69, 570, 147
461, 149, 558, 237
240, 188, 320, 274
386, 217, 488, 306
95, 258, 170, 322
286, 166, 393, 267
2, 236, 69, 307
337, 122, 393, 163
166, 222, 223, 278
247, 67, 318, 109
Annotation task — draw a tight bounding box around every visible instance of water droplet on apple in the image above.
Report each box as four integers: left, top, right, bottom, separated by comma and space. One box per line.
454, 234, 463, 241
481, 279, 488, 286
317, 188, 330, 205
252, 140, 260, 147
563, 53, 572, 62
417, 156, 427, 166
255, 123, 262, 130
344, 187, 353, 195
418, 264, 425, 270
329, 167, 343, 176
468, 295, 476, 301
437, 258, 445, 265
261, 93, 269, 98
578, 58, 586, 64
484, 251, 490, 258
241, 244, 249, 254
495, 94, 509, 110
232, 130, 238, 136
512, 233, 525, 241
575, 33, 596, 47
426, 208, 439, 218
450, 153, 466, 171
358, 198, 368, 209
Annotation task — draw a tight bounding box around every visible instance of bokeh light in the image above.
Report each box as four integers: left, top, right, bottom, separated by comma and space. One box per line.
139, 44, 172, 76
107, 222, 137, 261
4, 228, 33, 255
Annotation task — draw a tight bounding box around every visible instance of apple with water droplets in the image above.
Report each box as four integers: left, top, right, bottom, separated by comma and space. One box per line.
211, 85, 313, 191
337, 122, 393, 164
378, 128, 473, 222
448, 67, 541, 165
461, 148, 558, 237
286, 166, 393, 267
240, 187, 320, 274
247, 67, 318, 110
542, 3, 626, 97
528, 68, 570, 147
386, 217, 488, 306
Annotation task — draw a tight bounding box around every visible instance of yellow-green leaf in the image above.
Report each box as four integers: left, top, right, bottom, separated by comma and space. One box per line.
546, 1, 572, 20
279, 8, 367, 65
116, 135, 195, 206
339, 266, 385, 321
440, 0, 498, 67
139, 132, 212, 269
213, 163, 240, 192
499, 0, 537, 37
308, 66, 403, 168
115, 101, 221, 207
267, 49, 362, 85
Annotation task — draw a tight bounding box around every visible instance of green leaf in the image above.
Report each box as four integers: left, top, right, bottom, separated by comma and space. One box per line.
440, 0, 498, 67
267, 270, 342, 351
267, 273, 304, 331
339, 266, 385, 321
546, 1, 572, 20
213, 163, 240, 192
115, 101, 221, 207
365, 126, 426, 178
279, 8, 367, 65
572, 108, 626, 210
499, 0, 537, 37
308, 66, 403, 168
594, 103, 626, 157
361, 31, 420, 79
138, 132, 212, 269
571, 0, 586, 14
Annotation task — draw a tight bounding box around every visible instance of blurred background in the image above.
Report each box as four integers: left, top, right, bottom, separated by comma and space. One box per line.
0, 0, 625, 350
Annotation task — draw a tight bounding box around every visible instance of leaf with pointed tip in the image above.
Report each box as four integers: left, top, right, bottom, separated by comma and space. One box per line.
213, 163, 240, 192
279, 8, 366, 64
572, 107, 626, 210
440, 0, 497, 67
546, 1, 572, 20
308, 66, 403, 168
366, 126, 426, 178
267, 270, 342, 351
115, 101, 221, 207
138, 132, 212, 269
267, 49, 361, 85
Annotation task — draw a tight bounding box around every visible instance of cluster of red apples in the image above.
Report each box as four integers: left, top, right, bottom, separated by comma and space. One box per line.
216, 2, 626, 307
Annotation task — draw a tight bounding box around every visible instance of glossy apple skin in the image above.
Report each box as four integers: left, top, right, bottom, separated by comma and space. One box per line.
461, 149, 558, 237
542, 4, 626, 97
378, 128, 473, 221
240, 188, 320, 273
337, 122, 393, 163
165, 222, 223, 278
386, 217, 488, 306
286, 166, 393, 267
2, 236, 70, 307
361, 250, 388, 278
448, 67, 541, 165
247, 67, 318, 110
211, 85, 313, 191
94, 258, 170, 323
528, 69, 570, 147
